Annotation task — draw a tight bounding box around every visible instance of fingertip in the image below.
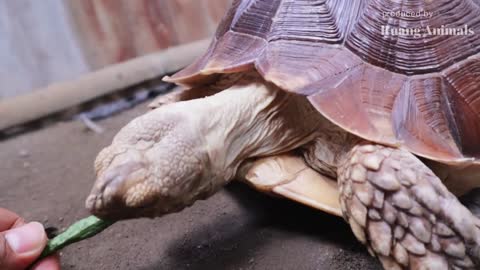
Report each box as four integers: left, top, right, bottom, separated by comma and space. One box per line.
30, 221, 48, 240
28, 221, 49, 248
31, 254, 61, 270
1, 219, 52, 270
5, 221, 47, 255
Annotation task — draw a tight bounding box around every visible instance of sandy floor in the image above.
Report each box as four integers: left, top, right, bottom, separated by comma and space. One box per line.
0, 102, 381, 270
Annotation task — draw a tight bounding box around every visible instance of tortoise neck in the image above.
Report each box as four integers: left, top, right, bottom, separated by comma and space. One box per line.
199, 78, 322, 182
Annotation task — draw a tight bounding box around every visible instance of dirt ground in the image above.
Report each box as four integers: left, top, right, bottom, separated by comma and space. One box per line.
0, 102, 381, 270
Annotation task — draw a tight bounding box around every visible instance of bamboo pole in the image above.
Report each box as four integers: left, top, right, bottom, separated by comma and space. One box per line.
0, 39, 210, 131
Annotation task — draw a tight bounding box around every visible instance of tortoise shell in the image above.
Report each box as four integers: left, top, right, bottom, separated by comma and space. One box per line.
167, 0, 480, 166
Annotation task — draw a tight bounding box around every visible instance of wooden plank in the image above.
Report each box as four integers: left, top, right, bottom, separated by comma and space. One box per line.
0, 40, 210, 131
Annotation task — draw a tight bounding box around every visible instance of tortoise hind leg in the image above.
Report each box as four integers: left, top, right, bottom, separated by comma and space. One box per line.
338, 144, 480, 270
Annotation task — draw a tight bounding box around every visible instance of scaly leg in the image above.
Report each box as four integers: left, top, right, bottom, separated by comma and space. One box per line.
338, 144, 480, 269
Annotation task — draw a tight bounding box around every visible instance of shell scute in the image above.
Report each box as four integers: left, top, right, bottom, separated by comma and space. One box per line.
169, 0, 480, 165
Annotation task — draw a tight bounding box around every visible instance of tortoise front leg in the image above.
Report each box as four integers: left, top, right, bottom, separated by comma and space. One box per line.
338, 144, 480, 270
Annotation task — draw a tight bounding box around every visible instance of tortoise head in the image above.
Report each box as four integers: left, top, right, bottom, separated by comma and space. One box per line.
85, 72, 320, 221
85, 108, 213, 220
86, 145, 161, 220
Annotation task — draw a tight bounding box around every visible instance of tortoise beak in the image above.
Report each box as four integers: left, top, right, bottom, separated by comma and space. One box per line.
86, 161, 152, 220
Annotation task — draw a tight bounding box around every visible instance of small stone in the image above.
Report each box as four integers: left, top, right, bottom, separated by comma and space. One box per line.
362, 154, 384, 170
368, 221, 392, 256
19, 149, 30, 158
401, 233, 426, 255
391, 190, 412, 209
393, 243, 409, 266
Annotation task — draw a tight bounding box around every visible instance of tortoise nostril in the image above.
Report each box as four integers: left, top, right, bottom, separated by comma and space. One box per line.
99, 172, 123, 194
98, 161, 146, 190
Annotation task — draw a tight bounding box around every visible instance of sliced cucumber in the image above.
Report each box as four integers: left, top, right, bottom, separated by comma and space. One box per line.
39, 216, 114, 259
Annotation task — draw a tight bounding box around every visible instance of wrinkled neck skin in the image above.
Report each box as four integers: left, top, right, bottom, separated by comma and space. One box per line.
175, 78, 326, 211
202, 79, 322, 183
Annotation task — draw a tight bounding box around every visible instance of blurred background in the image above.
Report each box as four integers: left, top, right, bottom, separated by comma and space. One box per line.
0, 0, 231, 98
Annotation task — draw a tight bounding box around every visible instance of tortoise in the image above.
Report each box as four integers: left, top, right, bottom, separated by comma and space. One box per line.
85, 0, 480, 269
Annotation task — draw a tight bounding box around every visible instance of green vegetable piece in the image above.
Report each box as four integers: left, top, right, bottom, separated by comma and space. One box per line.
39, 216, 114, 259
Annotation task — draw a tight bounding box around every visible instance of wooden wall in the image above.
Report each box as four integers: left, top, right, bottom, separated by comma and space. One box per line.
0, 0, 232, 98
